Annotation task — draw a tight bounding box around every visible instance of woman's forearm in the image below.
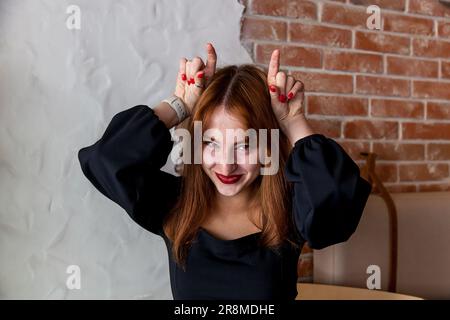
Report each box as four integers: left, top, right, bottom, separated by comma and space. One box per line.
280, 114, 315, 147
153, 101, 182, 129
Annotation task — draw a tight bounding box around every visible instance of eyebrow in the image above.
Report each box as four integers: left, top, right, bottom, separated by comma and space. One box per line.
204, 136, 248, 144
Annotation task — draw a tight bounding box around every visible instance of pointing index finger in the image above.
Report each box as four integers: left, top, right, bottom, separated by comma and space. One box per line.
267, 49, 280, 84
205, 42, 217, 79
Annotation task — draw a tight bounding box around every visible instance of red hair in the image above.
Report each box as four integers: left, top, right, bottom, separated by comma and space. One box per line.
163, 64, 300, 270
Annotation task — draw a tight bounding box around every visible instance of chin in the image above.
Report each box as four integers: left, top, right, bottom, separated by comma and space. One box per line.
215, 185, 243, 197
212, 176, 246, 196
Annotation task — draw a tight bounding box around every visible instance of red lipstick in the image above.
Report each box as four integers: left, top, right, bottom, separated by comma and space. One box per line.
215, 173, 243, 184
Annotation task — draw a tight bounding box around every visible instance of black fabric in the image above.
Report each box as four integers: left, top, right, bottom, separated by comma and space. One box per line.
78, 105, 372, 300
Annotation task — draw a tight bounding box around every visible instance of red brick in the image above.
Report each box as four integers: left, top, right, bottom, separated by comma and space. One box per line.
344, 120, 398, 139
255, 44, 321, 68
375, 164, 398, 183
427, 102, 450, 120
355, 31, 410, 55
383, 14, 434, 36
428, 143, 450, 160
286, 0, 317, 20
307, 95, 368, 116
372, 143, 425, 160
241, 17, 287, 41
442, 61, 450, 79
418, 184, 450, 192
289, 23, 352, 48
402, 123, 450, 140
399, 164, 449, 182
387, 56, 438, 78
413, 81, 450, 100
413, 38, 450, 59
371, 99, 424, 119
335, 140, 371, 160
356, 76, 410, 97
291, 71, 353, 94
350, 0, 406, 11
308, 118, 341, 138
409, 0, 450, 17
250, 0, 286, 16
322, 3, 368, 27
324, 51, 383, 73
438, 21, 450, 38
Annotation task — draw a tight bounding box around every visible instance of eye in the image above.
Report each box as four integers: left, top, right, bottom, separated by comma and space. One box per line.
236, 143, 249, 151
203, 141, 219, 149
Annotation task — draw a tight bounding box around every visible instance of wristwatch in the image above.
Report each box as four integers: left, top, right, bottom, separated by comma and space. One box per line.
162, 95, 189, 122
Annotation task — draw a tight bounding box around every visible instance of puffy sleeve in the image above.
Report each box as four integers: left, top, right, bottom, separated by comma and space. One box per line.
284, 133, 372, 250
77, 105, 181, 236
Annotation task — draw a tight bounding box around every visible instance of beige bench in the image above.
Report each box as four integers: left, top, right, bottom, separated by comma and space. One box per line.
296, 283, 423, 300
313, 191, 450, 300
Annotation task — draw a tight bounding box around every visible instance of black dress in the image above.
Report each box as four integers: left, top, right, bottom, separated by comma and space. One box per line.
78, 105, 372, 300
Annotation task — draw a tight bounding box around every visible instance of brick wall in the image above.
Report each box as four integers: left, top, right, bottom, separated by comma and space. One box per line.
239, 0, 450, 283
240, 0, 450, 195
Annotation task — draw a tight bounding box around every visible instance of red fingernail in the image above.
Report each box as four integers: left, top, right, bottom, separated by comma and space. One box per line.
181, 74, 187, 81
288, 92, 294, 100
190, 77, 194, 83
279, 94, 287, 103
197, 72, 204, 79
269, 85, 277, 93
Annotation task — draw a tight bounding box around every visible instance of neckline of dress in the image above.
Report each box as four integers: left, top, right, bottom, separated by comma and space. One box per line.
198, 227, 262, 244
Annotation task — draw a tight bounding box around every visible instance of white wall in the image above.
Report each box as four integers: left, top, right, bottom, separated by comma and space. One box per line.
0, 0, 251, 299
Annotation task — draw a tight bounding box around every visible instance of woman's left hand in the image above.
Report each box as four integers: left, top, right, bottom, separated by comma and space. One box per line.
266, 49, 305, 124
266, 49, 314, 145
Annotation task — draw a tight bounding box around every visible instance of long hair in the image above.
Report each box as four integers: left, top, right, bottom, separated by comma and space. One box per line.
163, 64, 300, 270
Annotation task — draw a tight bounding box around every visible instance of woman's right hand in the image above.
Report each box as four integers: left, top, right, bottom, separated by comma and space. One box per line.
174, 43, 217, 116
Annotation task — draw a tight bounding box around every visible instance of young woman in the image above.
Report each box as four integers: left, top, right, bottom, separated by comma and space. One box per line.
78, 43, 372, 300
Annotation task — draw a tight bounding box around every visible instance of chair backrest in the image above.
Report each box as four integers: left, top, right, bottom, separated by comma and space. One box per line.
313, 191, 450, 299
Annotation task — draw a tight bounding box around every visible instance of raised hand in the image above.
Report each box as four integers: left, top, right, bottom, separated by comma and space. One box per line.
266, 49, 305, 124
266, 49, 314, 145
174, 43, 217, 116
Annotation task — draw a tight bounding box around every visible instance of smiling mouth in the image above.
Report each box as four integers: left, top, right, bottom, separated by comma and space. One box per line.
215, 172, 243, 184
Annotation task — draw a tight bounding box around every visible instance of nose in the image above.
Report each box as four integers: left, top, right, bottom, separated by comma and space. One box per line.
215, 162, 238, 176
215, 146, 238, 174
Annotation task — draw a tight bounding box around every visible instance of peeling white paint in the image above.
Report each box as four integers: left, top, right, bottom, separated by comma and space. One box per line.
0, 0, 251, 299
